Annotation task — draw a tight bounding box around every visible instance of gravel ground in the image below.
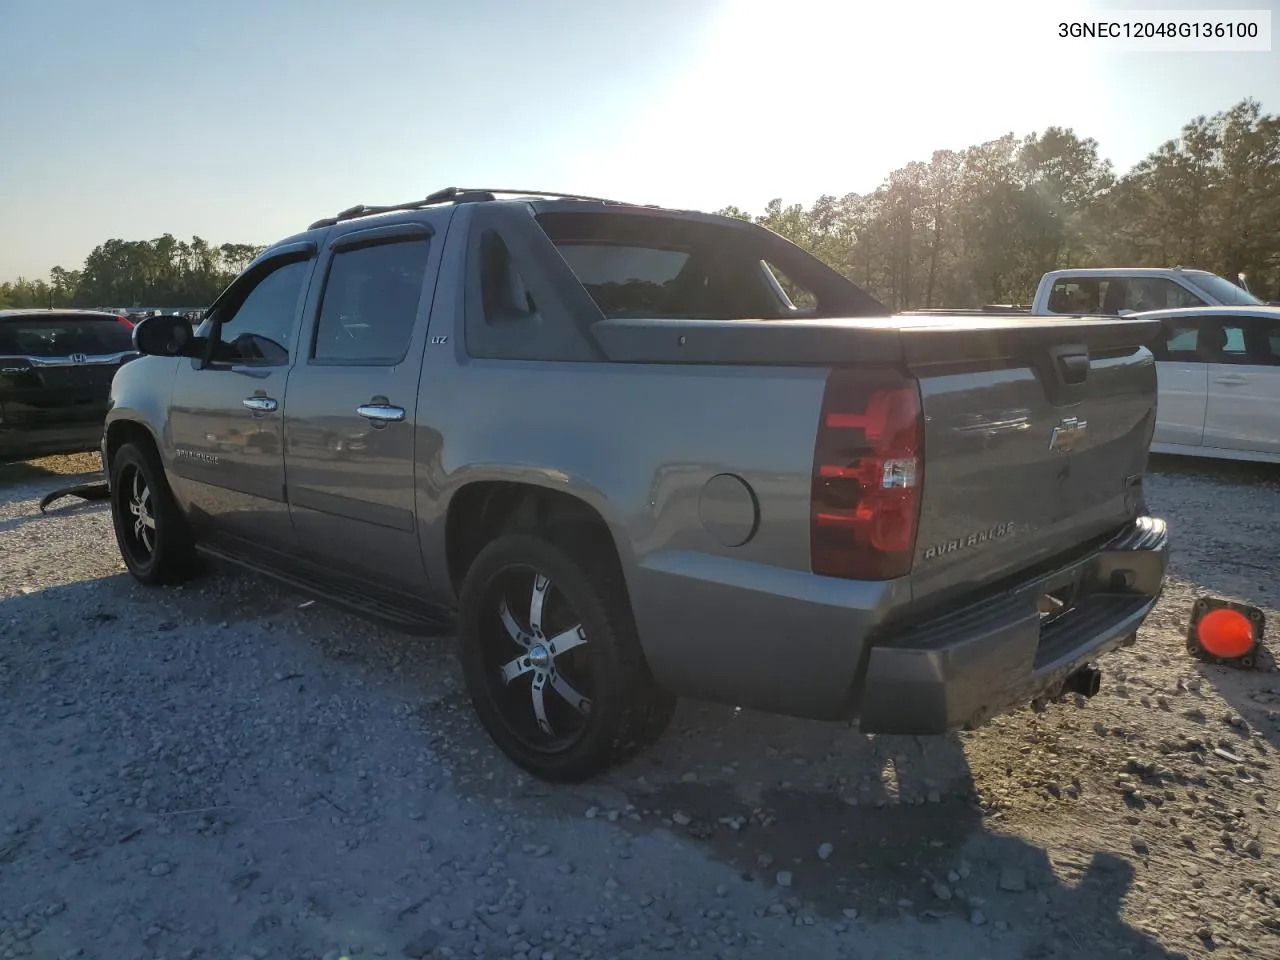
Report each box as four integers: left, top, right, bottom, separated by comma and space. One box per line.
2, 452, 1280, 960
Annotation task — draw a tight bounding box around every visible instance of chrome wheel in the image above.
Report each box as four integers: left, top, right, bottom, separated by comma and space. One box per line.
109, 442, 200, 586
116, 463, 156, 565
458, 533, 677, 781
482, 565, 593, 750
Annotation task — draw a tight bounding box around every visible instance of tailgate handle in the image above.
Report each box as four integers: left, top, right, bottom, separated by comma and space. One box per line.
1052, 347, 1090, 385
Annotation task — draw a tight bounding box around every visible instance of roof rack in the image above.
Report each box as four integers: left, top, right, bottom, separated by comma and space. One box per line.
307, 187, 633, 230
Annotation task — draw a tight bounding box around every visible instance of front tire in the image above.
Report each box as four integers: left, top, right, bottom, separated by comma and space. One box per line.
109, 441, 198, 586
457, 532, 676, 782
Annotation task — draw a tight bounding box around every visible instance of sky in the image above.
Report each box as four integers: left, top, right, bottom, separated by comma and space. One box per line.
0, 0, 1277, 280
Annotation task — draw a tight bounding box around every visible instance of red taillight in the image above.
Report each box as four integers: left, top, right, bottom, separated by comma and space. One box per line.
117, 315, 133, 329
810, 368, 923, 580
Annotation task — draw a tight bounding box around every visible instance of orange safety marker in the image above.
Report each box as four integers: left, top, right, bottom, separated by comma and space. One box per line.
1186, 597, 1264, 669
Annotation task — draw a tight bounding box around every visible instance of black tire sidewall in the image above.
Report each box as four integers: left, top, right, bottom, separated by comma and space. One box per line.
457, 533, 642, 781
110, 442, 191, 585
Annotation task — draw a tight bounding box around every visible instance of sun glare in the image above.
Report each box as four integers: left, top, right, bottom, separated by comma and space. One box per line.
568, 0, 1104, 210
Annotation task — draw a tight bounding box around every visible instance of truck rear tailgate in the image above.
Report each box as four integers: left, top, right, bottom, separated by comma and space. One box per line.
899, 315, 1160, 607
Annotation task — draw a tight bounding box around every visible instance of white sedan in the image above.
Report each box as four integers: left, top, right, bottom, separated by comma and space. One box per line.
1142, 305, 1280, 464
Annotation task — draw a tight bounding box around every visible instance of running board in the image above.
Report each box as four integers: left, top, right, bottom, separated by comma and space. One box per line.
195, 543, 457, 637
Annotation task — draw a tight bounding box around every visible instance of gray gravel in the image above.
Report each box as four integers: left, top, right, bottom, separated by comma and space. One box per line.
2, 453, 1280, 958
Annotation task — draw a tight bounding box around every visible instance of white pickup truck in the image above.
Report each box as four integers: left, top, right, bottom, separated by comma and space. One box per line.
1033, 267, 1269, 315
903, 267, 1271, 320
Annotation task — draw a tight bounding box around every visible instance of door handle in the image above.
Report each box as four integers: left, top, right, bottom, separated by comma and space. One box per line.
242, 396, 278, 413
356, 403, 406, 423
1213, 375, 1249, 385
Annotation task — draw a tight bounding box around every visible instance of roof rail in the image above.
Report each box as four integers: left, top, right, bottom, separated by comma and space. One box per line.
307, 187, 633, 230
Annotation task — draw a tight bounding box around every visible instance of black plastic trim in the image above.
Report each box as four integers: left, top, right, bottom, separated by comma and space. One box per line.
332, 221, 433, 251
461, 204, 605, 362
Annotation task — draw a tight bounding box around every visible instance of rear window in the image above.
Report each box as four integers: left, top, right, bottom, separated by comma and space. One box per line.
1047, 278, 1109, 314
0, 316, 134, 357
1046, 276, 1206, 314
536, 211, 827, 321
554, 244, 692, 317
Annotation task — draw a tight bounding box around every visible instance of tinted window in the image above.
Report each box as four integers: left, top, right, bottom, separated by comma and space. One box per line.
1047, 278, 1107, 314
1159, 321, 1200, 358
554, 244, 690, 318
0, 316, 134, 356
1120, 278, 1204, 312
313, 239, 430, 363
219, 259, 310, 359
1216, 318, 1280, 365
1157, 316, 1280, 366
1224, 326, 1247, 354
536, 210, 880, 321
1049, 277, 1207, 315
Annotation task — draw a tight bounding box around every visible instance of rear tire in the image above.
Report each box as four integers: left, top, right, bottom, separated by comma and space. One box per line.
457, 532, 676, 782
109, 441, 199, 586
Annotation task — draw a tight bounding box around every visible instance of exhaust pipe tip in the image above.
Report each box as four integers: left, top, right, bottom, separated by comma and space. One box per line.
1063, 665, 1102, 699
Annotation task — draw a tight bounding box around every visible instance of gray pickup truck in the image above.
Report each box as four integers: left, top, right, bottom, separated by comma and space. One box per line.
105, 187, 1169, 781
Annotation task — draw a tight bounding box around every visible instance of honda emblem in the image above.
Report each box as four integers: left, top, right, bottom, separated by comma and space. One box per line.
69, 353, 88, 364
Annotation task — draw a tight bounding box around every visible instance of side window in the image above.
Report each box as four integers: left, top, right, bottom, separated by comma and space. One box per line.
1121, 278, 1206, 313
213, 259, 310, 363
1159, 321, 1201, 361
1169, 283, 1207, 309
1189, 319, 1246, 363
313, 239, 430, 364
1047, 279, 1103, 314
1217, 318, 1280, 366
1223, 325, 1247, 357
1047, 278, 1123, 314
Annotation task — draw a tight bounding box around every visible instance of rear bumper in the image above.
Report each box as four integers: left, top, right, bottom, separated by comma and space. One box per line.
858, 516, 1168, 734
0, 423, 104, 463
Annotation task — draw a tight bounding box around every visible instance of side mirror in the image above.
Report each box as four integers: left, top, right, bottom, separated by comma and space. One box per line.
133, 313, 196, 357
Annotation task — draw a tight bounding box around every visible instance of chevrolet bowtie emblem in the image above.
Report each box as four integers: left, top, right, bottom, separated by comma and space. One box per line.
1049, 416, 1088, 452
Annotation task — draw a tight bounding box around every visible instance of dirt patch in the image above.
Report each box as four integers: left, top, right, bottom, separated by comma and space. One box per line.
0, 451, 102, 488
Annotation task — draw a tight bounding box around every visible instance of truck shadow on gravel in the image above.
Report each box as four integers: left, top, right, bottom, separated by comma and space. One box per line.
603, 707, 1184, 959
426, 687, 1186, 958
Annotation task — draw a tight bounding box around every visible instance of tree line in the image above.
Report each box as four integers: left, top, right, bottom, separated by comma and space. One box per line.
720, 98, 1278, 309
3, 98, 1278, 312
0, 236, 264, 310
